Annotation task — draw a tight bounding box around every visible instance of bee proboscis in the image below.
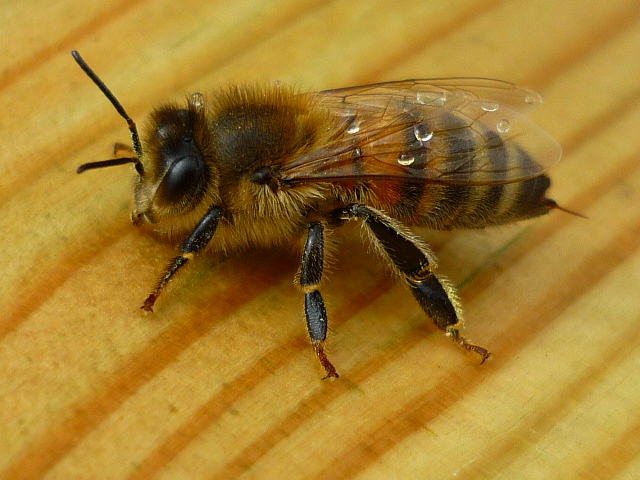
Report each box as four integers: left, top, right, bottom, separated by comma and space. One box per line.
72, 50, 575, 379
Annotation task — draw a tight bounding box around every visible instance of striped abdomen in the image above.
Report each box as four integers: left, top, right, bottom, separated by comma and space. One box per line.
364, 110, 557, 230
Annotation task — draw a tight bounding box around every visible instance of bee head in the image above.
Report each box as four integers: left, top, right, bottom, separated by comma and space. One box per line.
72, 51, 218, 228
133, 93, 216, 225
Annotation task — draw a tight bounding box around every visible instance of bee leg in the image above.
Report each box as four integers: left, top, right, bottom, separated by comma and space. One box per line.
299, 221, 339, 379
142, 206, 224, 312
342, 204, 490, 363
410, 277, 490, 363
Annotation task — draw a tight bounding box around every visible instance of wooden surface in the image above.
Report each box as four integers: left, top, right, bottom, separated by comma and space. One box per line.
1, 1, 640, 479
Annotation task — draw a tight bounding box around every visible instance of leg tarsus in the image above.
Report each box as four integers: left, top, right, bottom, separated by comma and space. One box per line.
141, 294, 158, 312
446, 327, 491, 363
304, 289, 339, 378
140, 254, 189, 312
313, 341, 339, 379
140, 206, 223, 311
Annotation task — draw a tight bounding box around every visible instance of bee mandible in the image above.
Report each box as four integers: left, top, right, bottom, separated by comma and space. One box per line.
72, 50, 574, 379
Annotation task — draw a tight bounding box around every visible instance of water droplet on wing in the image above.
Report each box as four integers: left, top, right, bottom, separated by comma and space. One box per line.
397, 153, 415, 166
496, 119, 511, 133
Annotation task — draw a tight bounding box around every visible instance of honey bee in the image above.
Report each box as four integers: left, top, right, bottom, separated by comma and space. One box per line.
72, 50, 573, 379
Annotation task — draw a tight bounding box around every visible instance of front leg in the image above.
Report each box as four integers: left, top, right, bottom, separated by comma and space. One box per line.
142, 205, 224, 311
298, 221, 338, 379
342, 204, 490, 362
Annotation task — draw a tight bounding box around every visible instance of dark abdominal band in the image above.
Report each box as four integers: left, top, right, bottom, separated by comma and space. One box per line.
448, 128, 508, 228
393, 111, 431, 222
410, 112, 475, 229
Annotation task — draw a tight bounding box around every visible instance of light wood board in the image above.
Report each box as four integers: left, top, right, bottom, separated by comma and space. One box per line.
1, 1, 639, 478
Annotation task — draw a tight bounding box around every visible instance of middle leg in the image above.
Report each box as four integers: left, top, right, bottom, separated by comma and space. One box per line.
298, 221, 339, 379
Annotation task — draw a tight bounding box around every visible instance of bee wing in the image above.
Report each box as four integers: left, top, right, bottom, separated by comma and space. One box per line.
280, 79, 561, 186
319, 78, 544, 113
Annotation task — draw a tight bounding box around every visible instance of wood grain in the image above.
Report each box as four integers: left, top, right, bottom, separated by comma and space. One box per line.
1, 0, 640, 479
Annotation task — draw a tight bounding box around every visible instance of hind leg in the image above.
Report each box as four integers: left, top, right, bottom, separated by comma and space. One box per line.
341, 203, 490, 362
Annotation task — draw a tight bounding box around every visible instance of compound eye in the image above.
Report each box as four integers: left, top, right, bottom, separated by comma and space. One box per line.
160, 155, 202, 204
156, 133, 207, 211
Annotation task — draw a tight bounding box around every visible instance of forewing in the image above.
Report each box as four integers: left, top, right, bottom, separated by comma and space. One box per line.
280, 79, 561, 186
319, 78, 543, 113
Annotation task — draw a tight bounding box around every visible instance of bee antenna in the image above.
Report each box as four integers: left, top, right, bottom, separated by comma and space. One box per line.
76, 157, 143, 175
71, 50, 145, 176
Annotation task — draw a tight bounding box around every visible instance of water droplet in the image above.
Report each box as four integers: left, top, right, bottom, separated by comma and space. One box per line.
353, 147, 362, 157
346, 121, 360, 134
480, 102, 499, 112
190, 92, 204, 109
273, 79, 282, 88
397, 153, 415, 166
524, 94, 537, 105
414, 124, 433, 143
416, 91, 446, 106
496, 119, 511, 133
